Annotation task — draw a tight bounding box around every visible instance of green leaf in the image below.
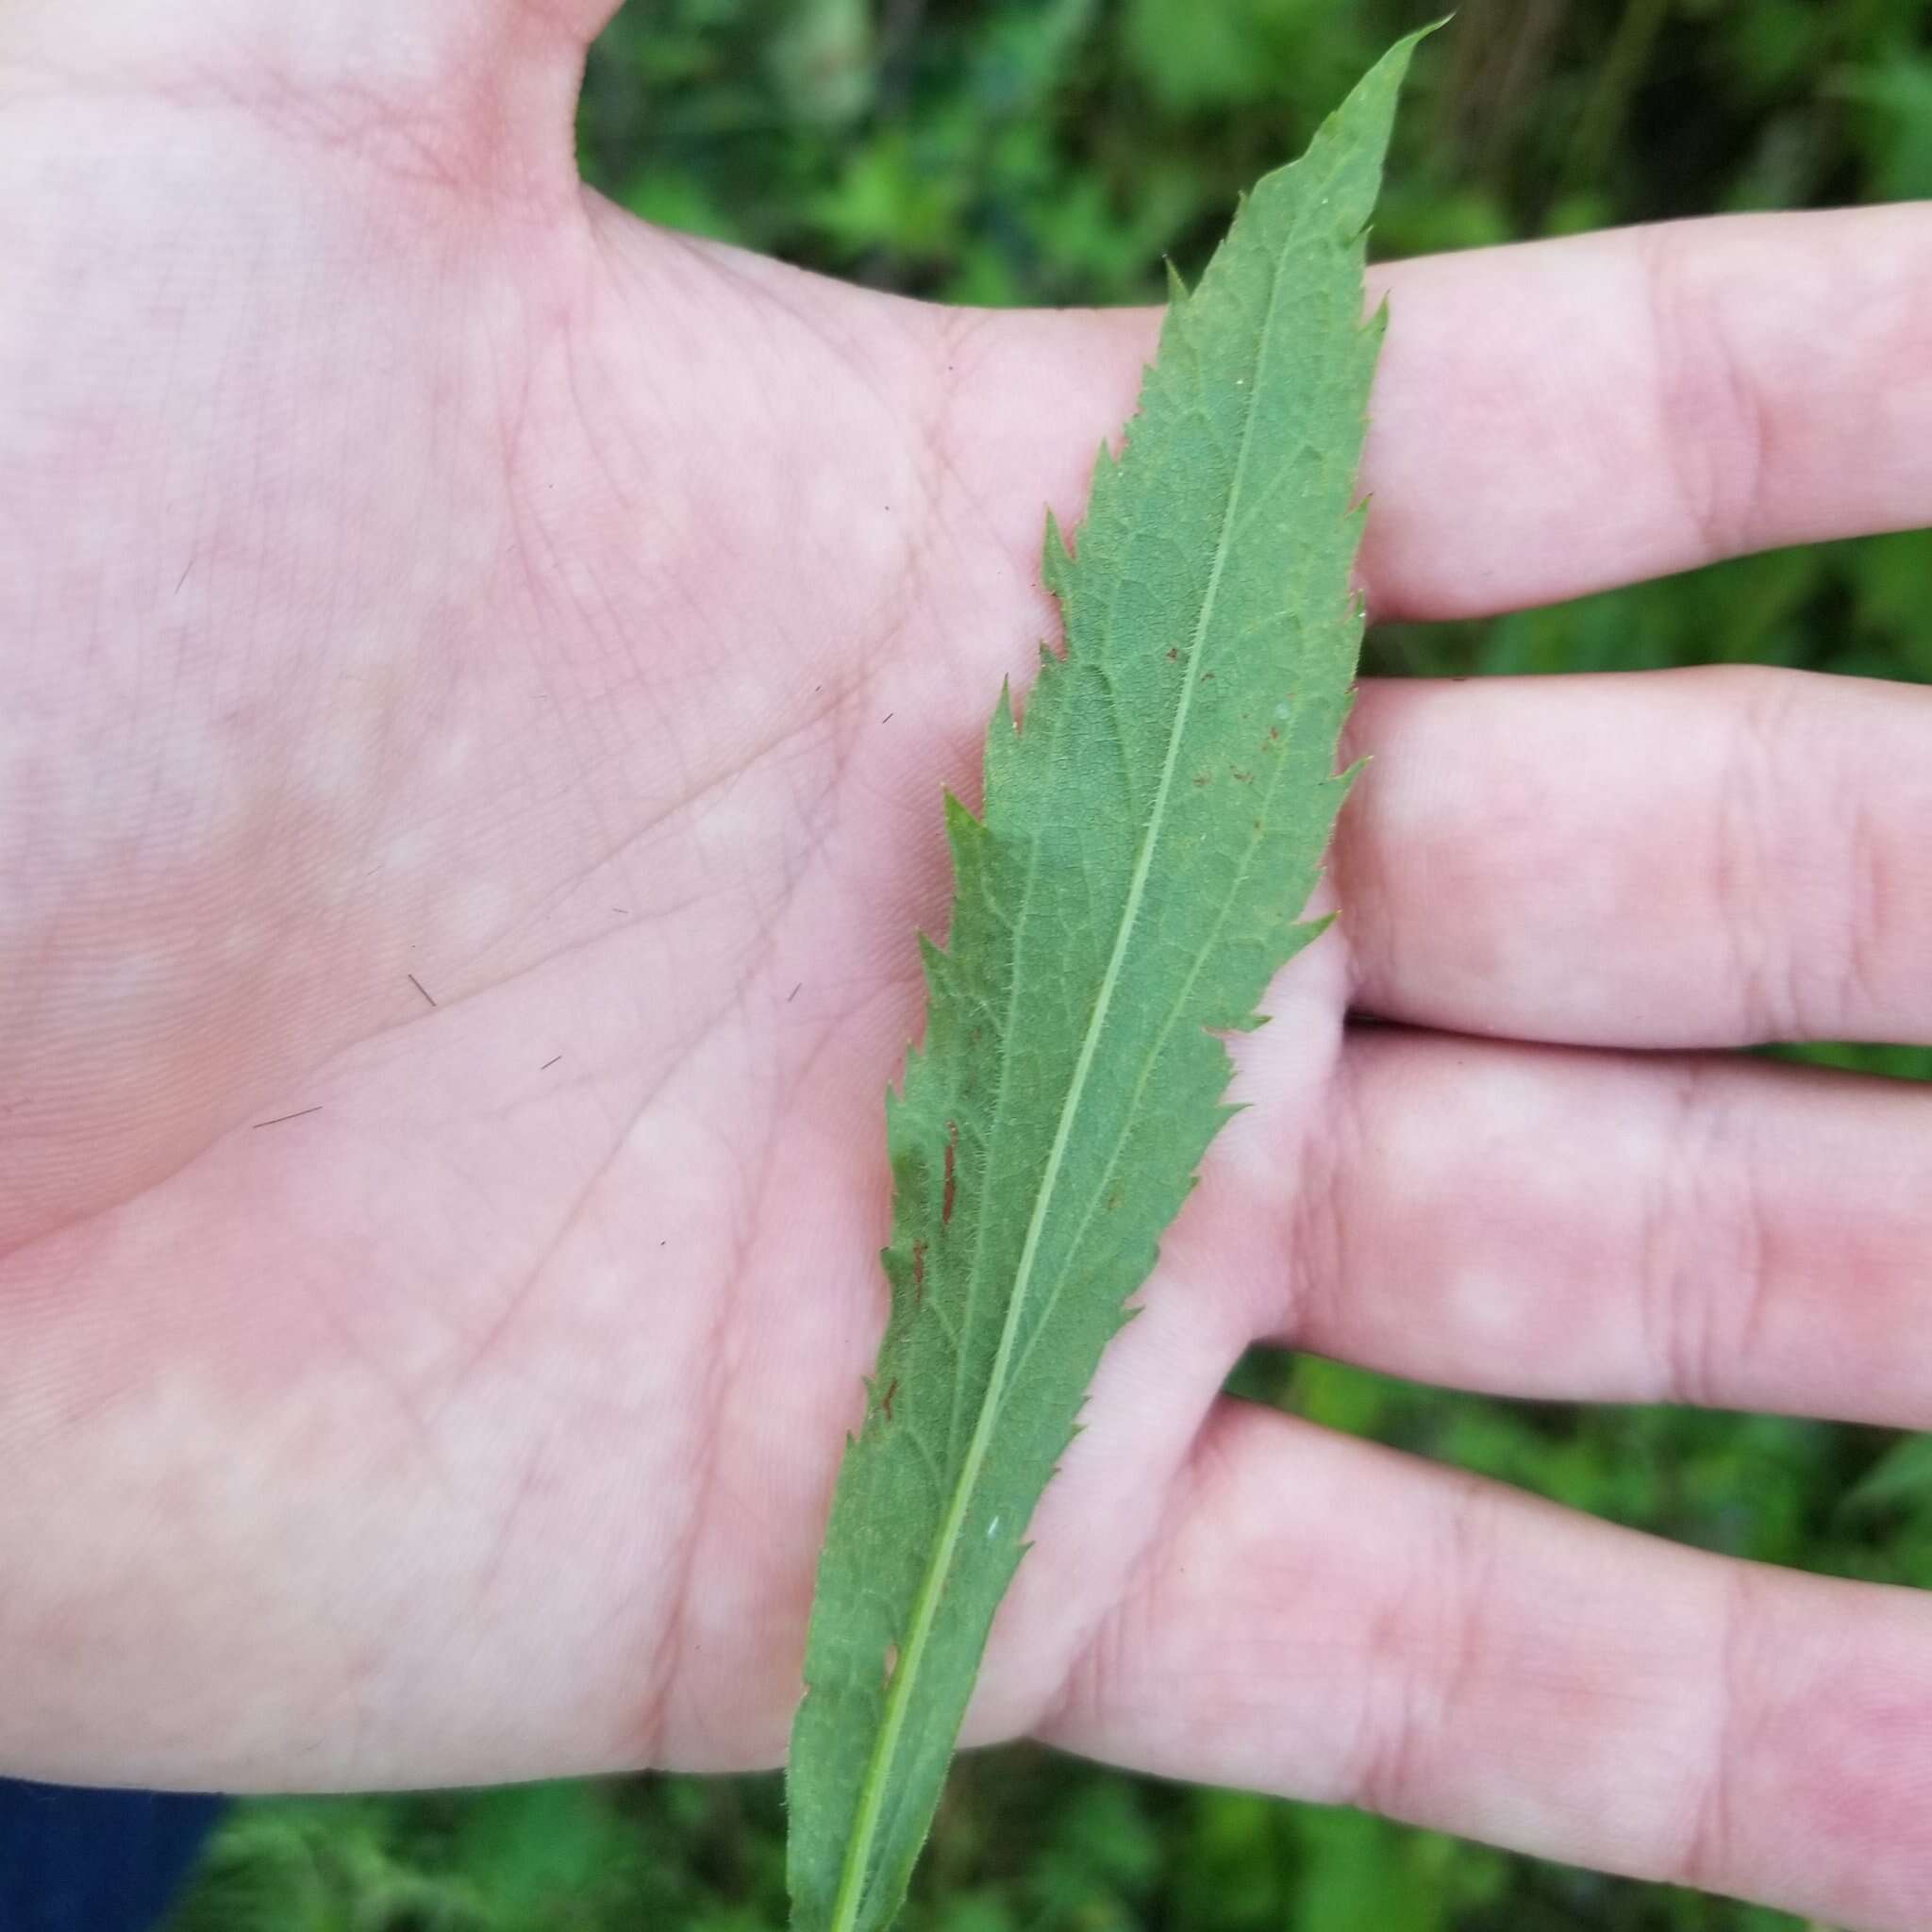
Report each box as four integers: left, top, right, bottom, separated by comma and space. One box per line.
785, 36, 1424, 1932
1844, 1433, 1932, 1519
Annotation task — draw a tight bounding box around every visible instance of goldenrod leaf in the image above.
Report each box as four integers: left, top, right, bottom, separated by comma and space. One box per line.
786, 36, 1424, 1931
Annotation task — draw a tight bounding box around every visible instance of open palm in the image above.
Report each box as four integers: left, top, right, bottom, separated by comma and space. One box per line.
4, 7, 1930, 1926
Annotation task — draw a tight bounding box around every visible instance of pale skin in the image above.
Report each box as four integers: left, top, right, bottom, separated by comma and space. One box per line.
2, 3, 1930, 1925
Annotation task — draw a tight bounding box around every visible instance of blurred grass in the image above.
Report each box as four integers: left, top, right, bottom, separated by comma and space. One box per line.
171, 1, 1929, 1926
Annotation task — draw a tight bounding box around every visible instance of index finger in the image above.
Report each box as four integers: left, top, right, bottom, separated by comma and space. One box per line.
970, 204, 1932, 623
1358, 202, 1932, 621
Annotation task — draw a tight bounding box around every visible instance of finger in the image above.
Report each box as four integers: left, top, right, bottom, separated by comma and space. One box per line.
1259, 1029, 1932, 1426
1041, 1401, 1932, 1932
961, 206, 1932, 623
1357, 204, 1932, 620
0, 1, 613, 157
1334, 665, 1932, 1047
7, 0, 617, 54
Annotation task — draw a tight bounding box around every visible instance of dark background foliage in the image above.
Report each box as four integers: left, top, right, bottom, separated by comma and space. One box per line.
170, 2, 1931, 1926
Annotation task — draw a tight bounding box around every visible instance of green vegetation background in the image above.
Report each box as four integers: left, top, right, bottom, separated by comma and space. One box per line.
169, 2, 1932, 1927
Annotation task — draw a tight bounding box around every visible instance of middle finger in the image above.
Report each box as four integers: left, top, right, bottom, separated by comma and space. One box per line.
1336, 666, 1932, 1050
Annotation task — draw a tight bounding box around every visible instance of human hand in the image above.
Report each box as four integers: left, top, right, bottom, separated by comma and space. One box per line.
2, 7, 1929, 1926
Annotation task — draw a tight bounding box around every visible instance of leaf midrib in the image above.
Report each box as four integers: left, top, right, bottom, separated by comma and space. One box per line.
824, 228, 1298, 1932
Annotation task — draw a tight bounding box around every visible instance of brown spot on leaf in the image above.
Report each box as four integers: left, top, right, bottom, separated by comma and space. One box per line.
911, 1241, 926, 1304
881, 1378, 897, 1423
942, 1122, 958, 1225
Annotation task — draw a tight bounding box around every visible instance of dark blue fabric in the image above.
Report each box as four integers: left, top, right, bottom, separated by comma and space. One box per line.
0, 1781, 223, 1932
